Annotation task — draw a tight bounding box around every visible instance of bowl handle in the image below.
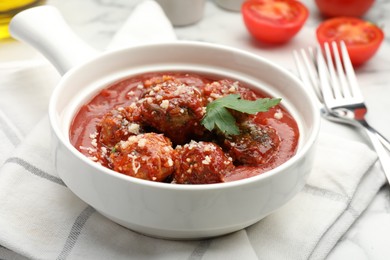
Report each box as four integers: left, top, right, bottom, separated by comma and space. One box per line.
9, 5, 99, 75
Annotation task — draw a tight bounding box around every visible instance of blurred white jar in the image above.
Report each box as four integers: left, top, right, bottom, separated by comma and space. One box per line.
155, 0, 205, 26
216, 0, 245, 11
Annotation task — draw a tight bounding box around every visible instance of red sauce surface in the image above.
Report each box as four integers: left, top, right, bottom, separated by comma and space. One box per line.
70, 72, 299, 184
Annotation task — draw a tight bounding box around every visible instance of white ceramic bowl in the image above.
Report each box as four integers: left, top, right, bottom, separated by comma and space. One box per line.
10, 6, 320, 239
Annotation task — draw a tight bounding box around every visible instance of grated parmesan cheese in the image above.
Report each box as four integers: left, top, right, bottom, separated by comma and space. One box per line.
128, 153, 141, 174
160, 100, 170, 109
137, 138, 147, 148
88, 156, 98, 161
89, 132, 98, 139
274, 110, 283, 119
210, 93, 221, 99
167, 158, 173, 167
202, 155, 211, 165
128, 123, 140, 134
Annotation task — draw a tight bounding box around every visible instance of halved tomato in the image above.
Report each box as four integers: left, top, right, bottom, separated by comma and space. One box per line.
241, 0, 308, 44
315, 0, 374, 17
316, 17, 384, 66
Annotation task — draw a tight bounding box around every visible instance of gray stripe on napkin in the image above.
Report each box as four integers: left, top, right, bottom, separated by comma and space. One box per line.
0, 115, 21, 146
188, 239, 212, 260
5, 157, 65, 186
303, 184, 349, 204
303, 184, 360, 217
345, 201, 359, 218
306, 187, 360, 260
57, 206, 96, 260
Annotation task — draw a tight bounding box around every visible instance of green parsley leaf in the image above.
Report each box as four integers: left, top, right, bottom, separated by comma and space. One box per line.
201, 94, 281, 135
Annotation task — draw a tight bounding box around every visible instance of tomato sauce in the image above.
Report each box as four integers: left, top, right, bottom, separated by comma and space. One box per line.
69, 72, 299, 184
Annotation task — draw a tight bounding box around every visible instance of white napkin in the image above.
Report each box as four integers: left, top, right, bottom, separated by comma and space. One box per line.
107, 0, 176, 50
0, 1, 386, 259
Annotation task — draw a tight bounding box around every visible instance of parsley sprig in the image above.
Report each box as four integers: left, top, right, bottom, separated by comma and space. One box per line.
201, 94, 281, 135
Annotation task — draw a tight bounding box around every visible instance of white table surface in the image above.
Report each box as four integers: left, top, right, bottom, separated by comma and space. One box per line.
1, 0, 390, 259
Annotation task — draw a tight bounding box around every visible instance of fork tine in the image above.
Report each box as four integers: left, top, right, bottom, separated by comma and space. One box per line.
293, 48, 323, 103
330, 41, 352, 99
339, 41, 364, 100
316, 44, 334, 108
293, 50, 311, 86
303, 47, 320, 94
324, 42, 343, 99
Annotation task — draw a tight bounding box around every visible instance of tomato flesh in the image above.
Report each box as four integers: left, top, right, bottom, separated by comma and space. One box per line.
316, 17, 384, 65
315, 0, 374, 17
242, 0, 308, 44
250, 1, 296, 21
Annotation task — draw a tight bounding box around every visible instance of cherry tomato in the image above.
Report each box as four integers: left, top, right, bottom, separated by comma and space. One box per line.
315, 0, 374, 17
241, 0, 308, 44
316, 17, 384, 66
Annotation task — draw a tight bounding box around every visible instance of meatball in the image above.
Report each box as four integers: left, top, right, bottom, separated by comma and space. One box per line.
174, 141, 234, 184
203, 79, 257, 103
222, 121, 281, 166
138, 76, 206, 145
203, 79, 259, 124
96, 105, 142, 147
109, 133, 176, 181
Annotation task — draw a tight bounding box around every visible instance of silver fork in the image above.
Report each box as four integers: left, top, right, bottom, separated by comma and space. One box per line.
293, 43, 390, 150
294, 41, 390, 182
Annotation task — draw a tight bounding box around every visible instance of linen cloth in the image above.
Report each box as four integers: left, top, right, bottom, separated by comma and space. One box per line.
0, 1, 386, 259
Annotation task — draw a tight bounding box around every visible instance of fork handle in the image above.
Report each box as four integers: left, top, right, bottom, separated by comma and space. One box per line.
364, 126, 390, 184
360, 120, 390, 152
323, 110, 390, 151
376, 132, 390, 152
